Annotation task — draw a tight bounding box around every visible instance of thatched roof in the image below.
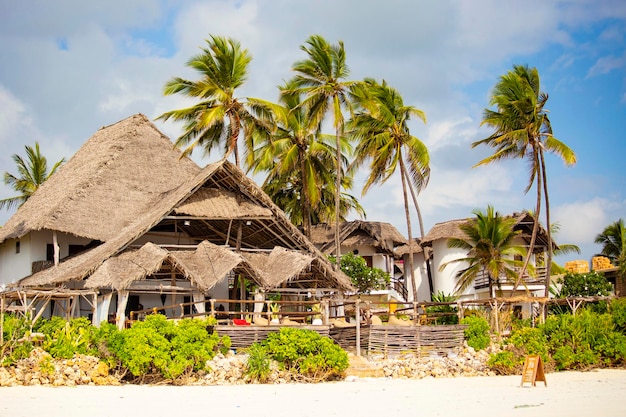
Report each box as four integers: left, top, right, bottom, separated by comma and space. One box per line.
168, 241, 256, 292
0, 114, 199, 244
244, 248, 314, 288
309, 221, 408, 254
174, 188, 272, 219
420, 219, 471, 247
394, 239, 424, 256
84, 242, 169, 290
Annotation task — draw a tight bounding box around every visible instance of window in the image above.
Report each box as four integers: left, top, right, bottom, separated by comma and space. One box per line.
15, 241, 20, 254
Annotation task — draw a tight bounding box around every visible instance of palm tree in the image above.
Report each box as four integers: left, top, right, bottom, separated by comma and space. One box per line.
247, 81, 356, 238
0, 142, 65, 210
156, 35, 261, 166
349, 78, 430, 301
262, 168, 366, 226
473, 64, 576, 297
595, 219, 626, 277
439, 206, 527, 298
289, 34, 357, 269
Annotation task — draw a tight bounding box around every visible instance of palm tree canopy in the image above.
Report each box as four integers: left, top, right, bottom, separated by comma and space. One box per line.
440, 206, 527, 294
350, 78, 430, 194
156, 35, 258, 164
595, 219, 626, 264
473, 64, 576, 193
289, 34, 356, 132
1, 142, 65, 211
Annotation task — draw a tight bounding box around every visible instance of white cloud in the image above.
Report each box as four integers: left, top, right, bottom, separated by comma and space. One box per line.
587, 53, 626, 77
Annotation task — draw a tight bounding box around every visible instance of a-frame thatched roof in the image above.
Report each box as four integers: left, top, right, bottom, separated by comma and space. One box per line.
309, 221, 408, 254
0, 114, 199, 244
11, 114, 353, 292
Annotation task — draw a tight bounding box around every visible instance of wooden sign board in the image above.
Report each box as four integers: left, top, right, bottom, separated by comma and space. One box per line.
520, 355, 547, 387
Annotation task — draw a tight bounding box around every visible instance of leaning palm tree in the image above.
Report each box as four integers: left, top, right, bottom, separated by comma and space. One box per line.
289, 34, 358, 269
0, 142, 65, 211
473, 64, 576, 297
440, 206, 527, 298
595, 219, 626, 278
156, 35, 261, 167
349, 78, 430, 301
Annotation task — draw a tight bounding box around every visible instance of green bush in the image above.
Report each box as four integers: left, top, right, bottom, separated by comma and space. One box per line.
508, 326, 549, 362
111, 314, 227, 380
245, 343, 272, 383
427, 292, 459, 325
487, 350, 522, 375
38, 317, 97, 359
461, 315, 490, 350
1, 314, 33, 365
610, 297, 626, 333
247, 328, 348, 382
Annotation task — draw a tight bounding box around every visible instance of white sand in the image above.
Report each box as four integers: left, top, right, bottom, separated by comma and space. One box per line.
1, 369, 624, 417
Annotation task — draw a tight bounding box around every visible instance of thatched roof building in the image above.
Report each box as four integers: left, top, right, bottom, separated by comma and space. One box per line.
4, 114, 353, 293
0, 114, 199, 244
420, 212, 552, 252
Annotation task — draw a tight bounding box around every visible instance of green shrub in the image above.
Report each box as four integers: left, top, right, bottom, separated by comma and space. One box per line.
487, 350, 521, 375
1, 313, 33, 365
110, 315, 226, 380
245, 343, 272, 383
461, 315, 490, 350
427, 292, 459, 325
508, 326, 549, 362
610, 297, 626, 333
39, 317, 97, 359
251, 328, 348, 382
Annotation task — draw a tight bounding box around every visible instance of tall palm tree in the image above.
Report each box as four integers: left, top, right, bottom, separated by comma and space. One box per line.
1, 142, 65, 211
156, 35, 261, 166
595, 219, 626, 278
473, 64, 576, 297
440, 206, 527, 298
349, 78, 430, 301
289, 35, 357, 269
247, 81, 356, 238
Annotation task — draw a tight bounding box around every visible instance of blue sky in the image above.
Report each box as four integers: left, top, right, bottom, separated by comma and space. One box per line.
0, 0, 624, 266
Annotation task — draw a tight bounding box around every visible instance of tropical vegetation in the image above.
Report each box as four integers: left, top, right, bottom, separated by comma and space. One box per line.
0, 142, 65, 211
440, 206, 527, 297
595, 219, 626, 279
474, 65, 576, 297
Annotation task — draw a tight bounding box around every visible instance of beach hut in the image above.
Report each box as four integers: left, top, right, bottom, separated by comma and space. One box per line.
0, 114, 353, 328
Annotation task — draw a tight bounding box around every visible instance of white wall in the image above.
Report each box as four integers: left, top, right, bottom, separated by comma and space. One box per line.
0, 231, 92, 285
403, 251, 431, 302
430, 239, 475, 300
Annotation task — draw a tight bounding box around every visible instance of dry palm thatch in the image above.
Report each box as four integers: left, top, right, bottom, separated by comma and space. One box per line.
394, 239, 424, 256
168, 241, 256, 291
244, 247, 314, 289
309, 221, 408, 254
420, 219, 471, 247
0, 114, 199, 244
174, 188, 272, 219
84, 242, 169, 290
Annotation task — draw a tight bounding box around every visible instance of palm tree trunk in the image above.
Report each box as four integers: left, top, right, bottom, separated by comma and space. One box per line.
227, 111, 241, 167
511, 150, 542, 296
299, 146, 311, 238
399, 156, 418, 301
403, 169, 434, 300
334, 125, 342, 271
539, 149, 552, 297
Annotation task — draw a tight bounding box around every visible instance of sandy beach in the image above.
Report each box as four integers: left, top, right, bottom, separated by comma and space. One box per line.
1, 369, 624, 417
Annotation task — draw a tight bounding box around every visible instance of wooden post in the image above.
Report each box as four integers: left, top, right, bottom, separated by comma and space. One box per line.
53, 231, 60, 266
355, 300, 361, 357
1, 295, 4, 345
